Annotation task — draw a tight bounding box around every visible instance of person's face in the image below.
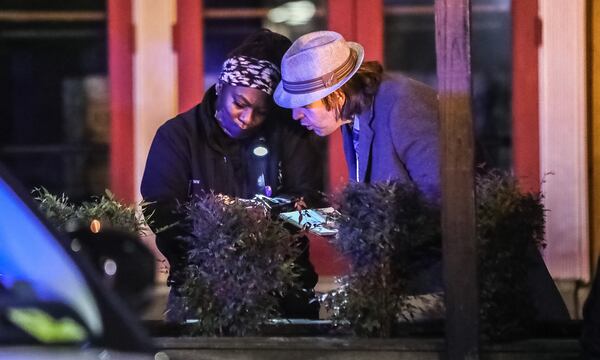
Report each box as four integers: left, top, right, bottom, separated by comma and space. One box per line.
215, 83, 270, 139
291, 93, 345, 137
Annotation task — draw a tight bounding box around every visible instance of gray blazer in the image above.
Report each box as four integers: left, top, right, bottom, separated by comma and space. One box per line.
341, 74, 440, 200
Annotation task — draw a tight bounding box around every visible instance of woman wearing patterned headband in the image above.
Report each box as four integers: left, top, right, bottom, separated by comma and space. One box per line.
141, 29, 324, 322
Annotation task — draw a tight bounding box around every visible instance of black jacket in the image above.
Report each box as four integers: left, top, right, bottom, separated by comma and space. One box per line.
141, 86, 324, 289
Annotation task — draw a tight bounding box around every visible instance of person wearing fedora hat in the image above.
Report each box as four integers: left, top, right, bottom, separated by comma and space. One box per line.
141, 29, 324, 322
275, 31, 443, 307
274, 31, 440, 201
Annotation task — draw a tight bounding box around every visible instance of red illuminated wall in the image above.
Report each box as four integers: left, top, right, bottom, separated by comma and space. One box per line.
512, 0, 540, 193
108, 0, 135, 203
327, 0, 383, 193
175, 0, 204, 113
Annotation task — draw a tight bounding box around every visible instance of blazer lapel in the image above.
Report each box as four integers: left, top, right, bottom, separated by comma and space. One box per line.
357, 103, 375, 182
340, 124, 357, 181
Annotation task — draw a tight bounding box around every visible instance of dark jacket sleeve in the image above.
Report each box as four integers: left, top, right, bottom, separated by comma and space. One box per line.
276, 114, 327, 207
140, 119, 192, 277
272, 112, 323, 292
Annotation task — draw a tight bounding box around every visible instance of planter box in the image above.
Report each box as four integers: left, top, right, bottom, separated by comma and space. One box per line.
145, 320, 581, 359
153, 337, 580, 360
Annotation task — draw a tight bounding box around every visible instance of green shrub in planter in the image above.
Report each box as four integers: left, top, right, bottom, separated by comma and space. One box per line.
33, 189, 76, 232
322, 181, 441, 337
323, 172, 547, 341
476, 171, 546, 341
32, 188, 156, 313
175, 193, 302, 336
33, 187, 148, 235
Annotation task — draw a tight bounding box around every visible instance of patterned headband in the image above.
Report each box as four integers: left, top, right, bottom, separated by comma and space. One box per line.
218, 56, 281, 95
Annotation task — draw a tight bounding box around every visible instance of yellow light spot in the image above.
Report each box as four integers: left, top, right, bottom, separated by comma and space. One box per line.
90, 219, 101, 233
7, 307, 88, 343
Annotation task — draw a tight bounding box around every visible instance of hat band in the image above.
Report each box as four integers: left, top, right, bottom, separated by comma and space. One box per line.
282, 49, 358, 95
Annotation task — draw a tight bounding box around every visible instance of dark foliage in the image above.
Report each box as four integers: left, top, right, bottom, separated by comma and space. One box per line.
176, 193, 302, 336
33, 187, 148, 235
322, 181, 441, 337
476, 171, 546, 341
32, 188, 155, 313
323, 172, 546, 341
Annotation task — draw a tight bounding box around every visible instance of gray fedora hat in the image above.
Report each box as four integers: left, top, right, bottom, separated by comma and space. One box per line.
274, 31, 364, 109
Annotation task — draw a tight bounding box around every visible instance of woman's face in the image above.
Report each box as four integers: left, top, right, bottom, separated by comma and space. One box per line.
215, 83, 270, 139
291, 93, 345, 137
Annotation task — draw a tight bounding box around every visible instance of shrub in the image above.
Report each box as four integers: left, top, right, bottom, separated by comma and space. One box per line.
175, 193, 302, 336
323, 172, 546, 340
322, 181, 441, 337
32, 188, 155, 313
476, 171, 546, 341
33, 187, 147, 235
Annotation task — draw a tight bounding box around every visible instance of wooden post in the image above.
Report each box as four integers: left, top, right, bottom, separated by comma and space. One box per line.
434, 0, 479, 359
